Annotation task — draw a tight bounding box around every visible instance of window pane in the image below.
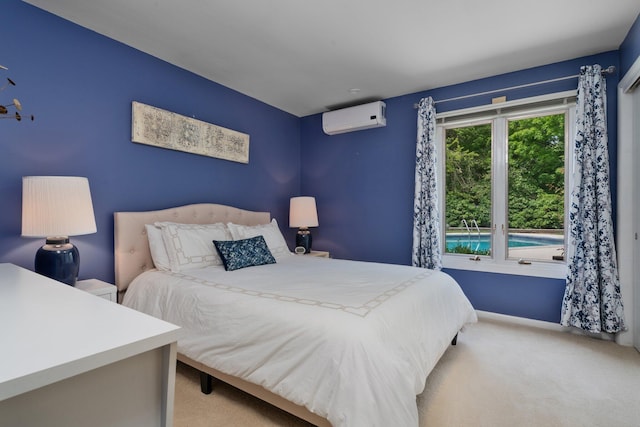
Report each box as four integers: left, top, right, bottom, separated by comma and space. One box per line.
507, 113, 565, 262
444, 123, 492, 256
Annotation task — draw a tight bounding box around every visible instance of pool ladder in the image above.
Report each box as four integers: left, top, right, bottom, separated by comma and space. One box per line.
461, 219, 482, 259
461, 219, 481, 239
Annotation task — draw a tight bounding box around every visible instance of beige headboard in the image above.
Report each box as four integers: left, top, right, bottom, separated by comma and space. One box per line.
114, 203, 270, 299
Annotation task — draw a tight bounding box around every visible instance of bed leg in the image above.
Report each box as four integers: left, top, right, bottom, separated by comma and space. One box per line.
451, 333, 458, 346
200, 372, 214, 394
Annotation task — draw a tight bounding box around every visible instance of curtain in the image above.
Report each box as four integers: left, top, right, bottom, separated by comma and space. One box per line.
412, 96, 442, 270
561, 65, 626, 334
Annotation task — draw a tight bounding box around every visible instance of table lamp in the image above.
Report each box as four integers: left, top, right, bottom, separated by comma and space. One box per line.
289, 196, 318, 254
22, 176, 97, 286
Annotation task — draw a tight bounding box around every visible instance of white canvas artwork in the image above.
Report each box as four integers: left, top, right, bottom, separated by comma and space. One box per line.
131, 101, 250, 164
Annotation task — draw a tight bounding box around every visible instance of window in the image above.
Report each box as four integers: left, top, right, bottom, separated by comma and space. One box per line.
437, 92, 575, 278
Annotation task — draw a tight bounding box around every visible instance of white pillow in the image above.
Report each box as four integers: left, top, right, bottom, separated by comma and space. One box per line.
227, 218, 292, 261
145, 224, 171, 271
155, 222, 232, 272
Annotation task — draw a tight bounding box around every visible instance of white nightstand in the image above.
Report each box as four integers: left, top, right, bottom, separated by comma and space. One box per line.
76, 279, 117, 302
307, 250, 330, 258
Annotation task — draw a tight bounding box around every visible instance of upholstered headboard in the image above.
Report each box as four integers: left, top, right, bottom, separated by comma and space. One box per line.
114, 203, 270, 299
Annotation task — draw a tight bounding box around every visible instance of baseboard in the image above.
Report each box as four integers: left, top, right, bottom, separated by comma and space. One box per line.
476, 310, 563, 331
475, 310, 617, 342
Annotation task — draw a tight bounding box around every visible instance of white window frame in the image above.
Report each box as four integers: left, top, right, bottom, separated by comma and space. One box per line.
436, 91, 576, 279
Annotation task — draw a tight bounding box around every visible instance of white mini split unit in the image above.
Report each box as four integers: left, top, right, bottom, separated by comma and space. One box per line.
322, 101, 386, 135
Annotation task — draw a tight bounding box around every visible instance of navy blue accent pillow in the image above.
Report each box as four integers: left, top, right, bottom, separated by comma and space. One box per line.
213, 235, 276, 271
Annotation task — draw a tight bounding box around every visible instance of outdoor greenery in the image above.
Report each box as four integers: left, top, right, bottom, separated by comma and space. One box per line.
445, 123, 492, 228
445, 113, 565, 231
448, 244, 491, 256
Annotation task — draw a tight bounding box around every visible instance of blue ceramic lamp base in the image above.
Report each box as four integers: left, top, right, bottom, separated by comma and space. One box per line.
296, 229, 312, 254
34, 237, 80, 286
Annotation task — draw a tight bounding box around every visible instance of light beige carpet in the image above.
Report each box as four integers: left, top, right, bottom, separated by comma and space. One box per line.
174, 318, 640, 426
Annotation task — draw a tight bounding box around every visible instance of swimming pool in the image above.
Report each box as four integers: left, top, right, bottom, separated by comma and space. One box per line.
445, 233, 563, 252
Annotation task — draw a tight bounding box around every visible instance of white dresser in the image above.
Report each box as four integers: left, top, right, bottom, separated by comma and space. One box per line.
0, 263, 181, 427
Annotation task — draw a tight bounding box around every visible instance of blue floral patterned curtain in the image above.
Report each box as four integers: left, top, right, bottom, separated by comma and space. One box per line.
412, 97, 441, 270
561, 65, 626, 334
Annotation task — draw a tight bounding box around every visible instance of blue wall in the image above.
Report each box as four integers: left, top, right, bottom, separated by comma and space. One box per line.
300, 51, 621, 323
1, 1, 301, 283
620, 12, 640, 76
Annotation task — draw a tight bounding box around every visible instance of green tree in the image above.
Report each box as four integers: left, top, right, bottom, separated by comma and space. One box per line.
508, 114, 564, 229
445, 123, 492, 228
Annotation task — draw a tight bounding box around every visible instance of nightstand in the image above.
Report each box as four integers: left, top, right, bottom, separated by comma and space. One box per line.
76, 279, 117, 302
307, 250, 330, 258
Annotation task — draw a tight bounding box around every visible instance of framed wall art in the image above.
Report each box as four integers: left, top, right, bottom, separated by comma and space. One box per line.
131, 101, 250, 164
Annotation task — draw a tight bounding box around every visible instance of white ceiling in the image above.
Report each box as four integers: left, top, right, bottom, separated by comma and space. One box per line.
24, 0, 640, 117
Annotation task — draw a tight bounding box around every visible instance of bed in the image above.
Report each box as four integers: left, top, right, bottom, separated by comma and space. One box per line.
114, 203, 477, 427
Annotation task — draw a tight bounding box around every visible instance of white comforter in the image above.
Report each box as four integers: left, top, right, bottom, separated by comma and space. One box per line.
123, 256, 476, 427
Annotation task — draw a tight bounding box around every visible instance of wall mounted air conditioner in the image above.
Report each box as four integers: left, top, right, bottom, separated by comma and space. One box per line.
322, 101, 386, 135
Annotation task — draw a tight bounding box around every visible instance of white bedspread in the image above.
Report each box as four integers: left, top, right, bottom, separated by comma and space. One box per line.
123, 256, 476, 427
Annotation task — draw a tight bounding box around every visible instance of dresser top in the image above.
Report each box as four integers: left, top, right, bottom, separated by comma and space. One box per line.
0, 263, 181, 401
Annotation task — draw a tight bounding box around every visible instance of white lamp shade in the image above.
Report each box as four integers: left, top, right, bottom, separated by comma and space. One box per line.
289, 196, 319, 228
22, 176, 97, 237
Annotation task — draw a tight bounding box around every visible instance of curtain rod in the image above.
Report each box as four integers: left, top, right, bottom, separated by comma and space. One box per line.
414, 65, 615, 108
